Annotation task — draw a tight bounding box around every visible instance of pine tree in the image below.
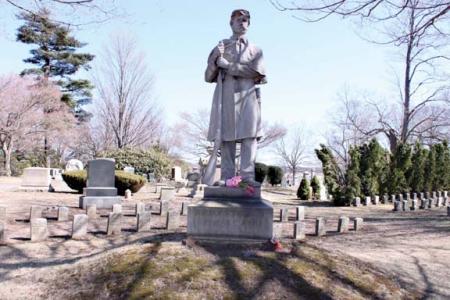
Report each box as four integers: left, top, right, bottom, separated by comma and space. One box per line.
434, 142, 447, 191
424, 145, 436, 193
443, 140, 450, 190
345, 146, 362, 201
310, 175, 321, 200
388, 143, 412, 194
409, 142, 427, 193
315, 144, 345, 205
297, 177, 310, 200
16, 8, 94, 121
359, 139, 386, 197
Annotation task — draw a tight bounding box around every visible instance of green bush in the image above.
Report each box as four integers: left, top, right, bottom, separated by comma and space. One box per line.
297, 178, 310, 200
115, 171, 146, 195
255, 162, 268, 183
62, 170, 87, 193
310, 176, 321, 199
62, 170, 146, 195
99, 148, 172, 179
267, 165, 283, 186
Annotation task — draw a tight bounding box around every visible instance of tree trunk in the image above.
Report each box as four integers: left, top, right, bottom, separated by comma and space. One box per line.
292, 169, 296, 186
2, 144, 12, 177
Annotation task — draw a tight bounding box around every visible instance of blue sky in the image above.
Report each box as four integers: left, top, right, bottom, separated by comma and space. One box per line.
0, 0, 398, 162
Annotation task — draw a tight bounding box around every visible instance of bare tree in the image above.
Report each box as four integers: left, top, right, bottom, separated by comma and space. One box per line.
0, 75, 63, 175
271, 0, 450, 38
273, 126, 309, 186
93, 34, 163, 150
1, 0, 122, 27
172, 108, 287, 162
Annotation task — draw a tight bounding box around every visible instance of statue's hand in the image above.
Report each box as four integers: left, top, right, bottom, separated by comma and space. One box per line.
217, 57, 230, 69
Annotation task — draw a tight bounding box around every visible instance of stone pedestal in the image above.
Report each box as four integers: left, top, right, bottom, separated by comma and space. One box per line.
187, 186, 273, 241
20, 167, 50, 192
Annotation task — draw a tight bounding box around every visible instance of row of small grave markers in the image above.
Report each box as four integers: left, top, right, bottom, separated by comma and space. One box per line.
351, 190, 448, 207
0, 200, 190, 243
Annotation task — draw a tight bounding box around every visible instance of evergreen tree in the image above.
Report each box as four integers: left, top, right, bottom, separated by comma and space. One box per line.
345, 146, 362, 201
297, 177, 310, 200
359, 139, 385, 197
310, 175, 321, 199
424, 145, 436, 193
387, 143, 412, 194
434, 142, 447, 191
443, 140, 450, 190
409, 142, 427, 193
315, 144, 345, 205
267, 166, 283, 186
16, 8, 94, 121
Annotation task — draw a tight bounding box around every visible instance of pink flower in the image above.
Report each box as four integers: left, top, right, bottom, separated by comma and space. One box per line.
226, 176, 242, 187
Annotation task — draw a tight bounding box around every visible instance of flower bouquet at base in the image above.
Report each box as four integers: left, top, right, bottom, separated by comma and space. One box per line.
225, 176, 256, 196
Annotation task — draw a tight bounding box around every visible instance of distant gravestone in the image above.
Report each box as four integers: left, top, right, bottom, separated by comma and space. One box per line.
428, 198, 433, 209
315, 217, 326, 236
447, 207, 450, 216
171, 166, 182, 181
272, 223, 283, 239
57, 207, 69, 221
338, 216, 349, 233
31, 218, 48, 242
113, 204, 122, 213
160, 200, 169, 216
0, 206, 6, 222
86, 204, 97, 219
402, 200, 409, 211
382, 195, 388, 204
166, 211, 180, 230
363, 196, 371, 206
29, 205, 43, 220
123, 166, 135, 174
135, 202, 145, 216
280, 207, 289, 222
390, 194, 396, 202
137, 212, 151, 232
72, 214, 88, 239
106, 212, 122, 235
181, 202, 189, 216
373, 195, 379, 205
420, 199, 427, 209
0, 222, 5, 244
393, 201, 401, 212
295, 206, 305, 221
20, 167, 50, 191
293, 222, 305, 240
124, 189, 132, 200
354, 218, 364, 231
65, 159, 83, 171
354, 197, 361, 207
160, 188, 176, 201
79, 158, 121, 209
155, 183, 167, 194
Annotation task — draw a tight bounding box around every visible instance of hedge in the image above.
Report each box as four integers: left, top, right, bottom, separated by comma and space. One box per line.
62, 170, 146, 195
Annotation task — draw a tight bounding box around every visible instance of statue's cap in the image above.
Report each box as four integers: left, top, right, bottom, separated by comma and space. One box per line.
230, 9, 250, 20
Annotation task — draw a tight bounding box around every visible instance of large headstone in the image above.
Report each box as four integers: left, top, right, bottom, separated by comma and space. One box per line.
79, 158, 121, 209
20, 167, 50, 191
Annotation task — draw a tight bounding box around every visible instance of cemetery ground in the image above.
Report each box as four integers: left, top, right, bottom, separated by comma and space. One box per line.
0, 177, 449, 299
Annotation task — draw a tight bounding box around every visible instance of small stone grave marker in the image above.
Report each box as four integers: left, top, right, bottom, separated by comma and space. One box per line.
0, 222, 5, 243
382, 195, 388, 204
137, 212, 151, 232
293, 222, 305, 240
72, 214, 88, 239
135, 202, 145, 216
338, 216, 349, 233
86, 204, 97, 219
393, 201, 401, 212
166, 211, 180, 230
354, 218, 364, 231
31, 218, 48, 242
373, 196, 379, 205
30, 205, 44, 220
315, 217, 326, 236
295, 206, 305, 221
113, 204, 122, 213
402, 200, 409, 211
411, 199, 418, 211
57, 207, 69, 221
354, 197, 361, 207
363, 196, 371, 206
160, 188, 176, 201
160, 200, 169, 216
107, 212, 122, 235
280, 207, 289, 222
181, 202, 189, 216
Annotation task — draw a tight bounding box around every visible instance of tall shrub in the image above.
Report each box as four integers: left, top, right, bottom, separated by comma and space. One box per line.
345, 146, 362, 201
359, 139, 386, 196
315, 144, 345, 205
409, 143, 427, 193
267, 165, 283, 186
255, 162, 268, 183
99, 147, 171, 179
424, 146, 436, 193
310, 175, 321, 200
297, 177, 310, 200
387, 143, 412, 194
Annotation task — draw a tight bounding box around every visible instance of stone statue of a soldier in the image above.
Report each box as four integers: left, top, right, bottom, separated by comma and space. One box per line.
203, 9, 266, 187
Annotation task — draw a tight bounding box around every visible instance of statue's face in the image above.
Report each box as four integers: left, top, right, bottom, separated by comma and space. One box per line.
230, 15, 249, 35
